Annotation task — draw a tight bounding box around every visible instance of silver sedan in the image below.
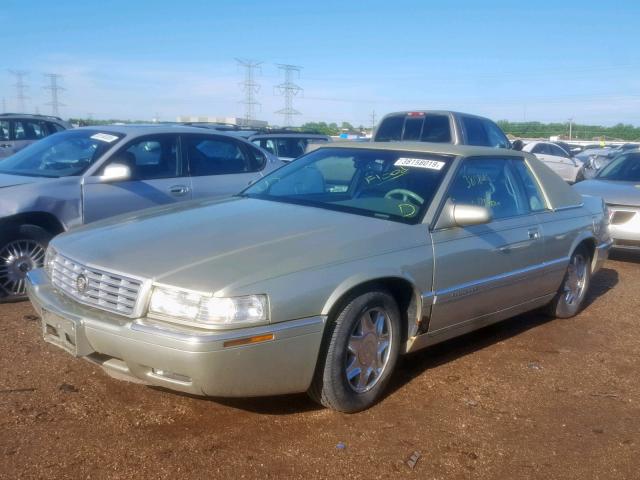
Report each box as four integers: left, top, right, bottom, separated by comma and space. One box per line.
27, 142, 611, 412
574, 150, 640, 249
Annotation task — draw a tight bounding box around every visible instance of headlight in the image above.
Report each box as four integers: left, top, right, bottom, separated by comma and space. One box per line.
148, 286, 269, 328
44, 246, 57, 275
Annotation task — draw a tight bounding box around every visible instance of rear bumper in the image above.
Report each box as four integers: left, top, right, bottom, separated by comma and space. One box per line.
27, 269, 326, 397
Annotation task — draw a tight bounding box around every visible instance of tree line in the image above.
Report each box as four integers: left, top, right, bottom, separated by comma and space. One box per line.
496, 121, 640, 141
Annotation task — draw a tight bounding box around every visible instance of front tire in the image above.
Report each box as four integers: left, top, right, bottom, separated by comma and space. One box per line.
0, 225, 52, 301
546, 246, 591, 318
308, 289, 401, 413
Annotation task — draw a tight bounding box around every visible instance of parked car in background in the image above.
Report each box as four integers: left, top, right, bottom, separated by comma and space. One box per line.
522, 141, 584, 183
553, 141, 584, 156
249, 132, 331, 162
0, 113, 71, 158
574, 150, 640, 249
183, 123, 332, 162
0, 125, 280, 300
373, 110, 512, 149
576, 146, 618, 179
27, 142, 610, 412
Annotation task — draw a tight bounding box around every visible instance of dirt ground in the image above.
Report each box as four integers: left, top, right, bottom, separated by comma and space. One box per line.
1, 252, 639, 479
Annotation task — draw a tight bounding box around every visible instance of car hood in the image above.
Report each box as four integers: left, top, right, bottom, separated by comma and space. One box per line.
574, 179, 640, 207
52, 197, 423, 294
0, 173, 46, 188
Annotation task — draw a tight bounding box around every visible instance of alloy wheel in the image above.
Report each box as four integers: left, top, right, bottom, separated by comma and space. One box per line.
345, 307, 393, 393
0, 240, 46, 296
564, 253, 588, 305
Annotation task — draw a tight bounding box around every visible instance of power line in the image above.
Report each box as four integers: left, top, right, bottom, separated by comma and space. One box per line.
235, 58, 262, 125
43, 73, 65, 116
8, 70, 29, 113
274, 64, 303, 126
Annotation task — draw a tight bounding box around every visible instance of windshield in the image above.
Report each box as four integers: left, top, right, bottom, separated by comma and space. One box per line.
0, 130, 123, 177
597, 153, 640, 181
242, 147, 452, 224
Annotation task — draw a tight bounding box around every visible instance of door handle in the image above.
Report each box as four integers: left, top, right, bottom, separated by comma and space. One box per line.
169, 185, 190, 196
528, 229, 540, 240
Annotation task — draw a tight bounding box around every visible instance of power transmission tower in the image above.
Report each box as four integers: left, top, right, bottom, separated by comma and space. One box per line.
43, 73, 65, 116
8, 70, 29, 113
274, 64, 303, 126
235, 58, 262, 125
370, 110, 377, 133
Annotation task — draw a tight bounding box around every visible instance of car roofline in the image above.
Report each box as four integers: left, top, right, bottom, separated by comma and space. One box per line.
310, 141, 524, 158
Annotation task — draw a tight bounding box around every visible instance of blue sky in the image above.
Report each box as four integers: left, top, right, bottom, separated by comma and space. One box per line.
2, 0, 639, 126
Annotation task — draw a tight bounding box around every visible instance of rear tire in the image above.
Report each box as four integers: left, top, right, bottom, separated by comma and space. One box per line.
308, 289, 401, 413
546, 246, 591, 318
0, 225, 52, 302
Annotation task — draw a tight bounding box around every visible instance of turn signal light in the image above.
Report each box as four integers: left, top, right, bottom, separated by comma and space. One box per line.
223, 333, 274, 348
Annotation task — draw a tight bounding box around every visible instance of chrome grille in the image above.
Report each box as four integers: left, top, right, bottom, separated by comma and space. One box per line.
50, 254, 143, 316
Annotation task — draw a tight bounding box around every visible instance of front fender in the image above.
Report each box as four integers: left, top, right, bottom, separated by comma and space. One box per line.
320, 269, 422, 317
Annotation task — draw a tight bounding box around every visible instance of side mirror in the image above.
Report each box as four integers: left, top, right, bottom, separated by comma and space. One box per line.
453, 204, 493, 226
101, 163, 131, 182
436, 200, 492, 229
511, 139, 524, 151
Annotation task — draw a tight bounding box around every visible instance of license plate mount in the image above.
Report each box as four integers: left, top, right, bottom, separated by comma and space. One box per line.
41, 310, 91, 357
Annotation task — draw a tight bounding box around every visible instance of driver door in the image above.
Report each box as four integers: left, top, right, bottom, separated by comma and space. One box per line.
428, 157, 545, 333
82, 134, 191, 224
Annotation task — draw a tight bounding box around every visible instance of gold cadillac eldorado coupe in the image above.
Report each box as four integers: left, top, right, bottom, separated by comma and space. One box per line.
27, 142, 611, 412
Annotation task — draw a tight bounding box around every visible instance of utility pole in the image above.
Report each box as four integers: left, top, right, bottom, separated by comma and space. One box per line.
568, 118, 573, 140
235, 58, 262, 126
9, 70, 29, 113
274, 64, 303, 126
370, 110, 377, 134
43, 73, 65, 116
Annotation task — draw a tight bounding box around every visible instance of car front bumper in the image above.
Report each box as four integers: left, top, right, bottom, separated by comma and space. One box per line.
607, 206, 640, 250
27, 269, 326, 397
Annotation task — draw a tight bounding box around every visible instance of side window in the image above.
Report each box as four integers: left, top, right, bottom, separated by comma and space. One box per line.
186, 136, 251, 176
105, 135, 179, 180
0, 121, 9, 141
276, 138, 307, 158
530, 143, 544, 154
549, 145, 568, 158
247, 145, 267, 171
421, 115, 451, 142
253, 139, 276, 155
462, 116, 489, 146
14, 120, 47, 140
47, 122, 65, 134
447, 157, 529, 220
482, 120, 510, 148
511, 160, 547, 211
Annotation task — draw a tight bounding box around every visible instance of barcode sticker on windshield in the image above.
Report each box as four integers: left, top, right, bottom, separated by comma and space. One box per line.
91, 133, 119, 143
395, 158, 445, 170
